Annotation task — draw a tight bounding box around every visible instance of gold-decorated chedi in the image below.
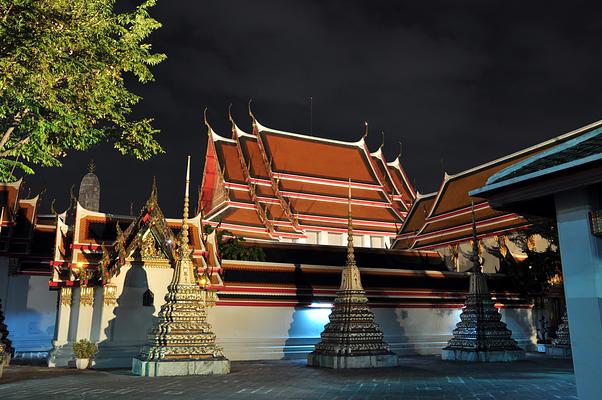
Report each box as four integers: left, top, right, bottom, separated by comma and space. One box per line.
307, 180, 398, 369
132, 156, 230, 376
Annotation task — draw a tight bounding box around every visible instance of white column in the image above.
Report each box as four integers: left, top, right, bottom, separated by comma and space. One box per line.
54, 287, 72, 345
363, 234, 370, 248
319, 231, 328, 245
555, 188, 602, 400
48, 287, 73, 367
96, 284, 117, 342
75, 287, 95, 340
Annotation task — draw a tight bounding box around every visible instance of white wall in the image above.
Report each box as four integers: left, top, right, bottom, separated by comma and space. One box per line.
206, 305, 536, 361
3, 274, 57, 356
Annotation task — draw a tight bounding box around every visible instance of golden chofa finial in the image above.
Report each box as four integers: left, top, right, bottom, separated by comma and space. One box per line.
248, 99, 258, 134
379, 131, 385, 150
228, 103, 237, 137
248, 99, 255, 119
362, 121, 369, 139
228, 103, 234, 124
397, 141, 403, 159
203, 107, 209, 127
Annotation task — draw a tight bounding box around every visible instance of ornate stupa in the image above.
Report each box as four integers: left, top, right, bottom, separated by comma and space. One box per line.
307, 180, 398, 369
78, 160, 100, 211
548, 310, 571, 357
131, 156, 230, 376
0, 298, 13, 366
441, 205, 525, 362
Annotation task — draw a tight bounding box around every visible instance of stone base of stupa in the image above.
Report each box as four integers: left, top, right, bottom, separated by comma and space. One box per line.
132, 357, 230, 377
441, 348, 525, 362
546, 345, 571, 358
307, 352, 398, 369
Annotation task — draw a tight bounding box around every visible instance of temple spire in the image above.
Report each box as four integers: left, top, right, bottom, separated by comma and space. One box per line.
132, 155, 230, 376
470, 201, 482, 275
148, 176, 158, 206
346, 178, 356, 268
308, 176, 397, 369
179, 156, 191, 259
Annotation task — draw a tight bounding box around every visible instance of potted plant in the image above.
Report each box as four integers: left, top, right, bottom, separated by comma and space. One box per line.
72, 339, 98, 370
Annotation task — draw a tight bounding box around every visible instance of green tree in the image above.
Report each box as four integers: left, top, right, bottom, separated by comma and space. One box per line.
0, 0, 166, 181
203, 225, 266, 262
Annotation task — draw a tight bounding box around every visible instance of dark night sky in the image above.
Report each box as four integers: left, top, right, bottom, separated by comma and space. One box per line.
23, 1, 602, 217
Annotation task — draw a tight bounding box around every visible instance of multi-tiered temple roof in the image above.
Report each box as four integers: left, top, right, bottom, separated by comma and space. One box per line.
199, 110, 415, 243
395, 120, 602, 250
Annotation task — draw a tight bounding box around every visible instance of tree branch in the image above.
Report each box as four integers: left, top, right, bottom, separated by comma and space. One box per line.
0, 134, 32, 158
0, 110, 28, 151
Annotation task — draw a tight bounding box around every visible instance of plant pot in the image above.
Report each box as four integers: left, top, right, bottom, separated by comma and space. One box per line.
75, 358, 90, 370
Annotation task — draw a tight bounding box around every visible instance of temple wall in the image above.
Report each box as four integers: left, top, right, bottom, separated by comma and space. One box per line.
0, 263, 57, 357
207, 305, 536, 361
37, 262, 537, 368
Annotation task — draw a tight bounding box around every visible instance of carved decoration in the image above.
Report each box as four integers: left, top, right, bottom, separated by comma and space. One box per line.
552, 311, 571, 348
140, 232, 164, 259
79, 286, 94, 307
103, 284, 117, 306
60, 287, 72, 306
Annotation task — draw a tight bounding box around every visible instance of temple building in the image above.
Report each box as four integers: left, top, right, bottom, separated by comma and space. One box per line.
0, 110, 567, 366
394, 120, 602, 270
199, 111, 415, 248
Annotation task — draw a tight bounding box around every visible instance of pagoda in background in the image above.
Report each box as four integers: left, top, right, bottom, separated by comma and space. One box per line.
441, 207, 525, 362
132, 157, 229, 376
307, 180, 398, 369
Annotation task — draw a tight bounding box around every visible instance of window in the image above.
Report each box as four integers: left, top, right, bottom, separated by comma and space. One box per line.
328, 232, 343, 246
143, 289, 154, 307
306, 231, 319, 244
353, 235, 363, 247
370, 236, 384, 248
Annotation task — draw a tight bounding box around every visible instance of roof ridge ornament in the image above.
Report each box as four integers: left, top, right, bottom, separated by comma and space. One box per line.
203, 107, 210, 128
379, 131, 385, 150
87, 159, 96, 174
248, 99, 258, 134
362, 121, 369, 139
397, 141, 402, 160
228, 103, 234, 124
148, 176, 158, 206
228, 103, 237, 138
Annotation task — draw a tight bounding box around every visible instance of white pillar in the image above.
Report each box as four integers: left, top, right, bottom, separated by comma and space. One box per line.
555, 188, 602, 400
54, 287, 72, 345
75, 287, 95, 340
363, 234, 370, 248
319, 231, 328, 245
47, 287, 73, 367
96, 284, 117, 342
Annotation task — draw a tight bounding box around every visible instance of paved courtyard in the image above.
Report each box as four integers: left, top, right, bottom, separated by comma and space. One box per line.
0, 354, 575, 400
